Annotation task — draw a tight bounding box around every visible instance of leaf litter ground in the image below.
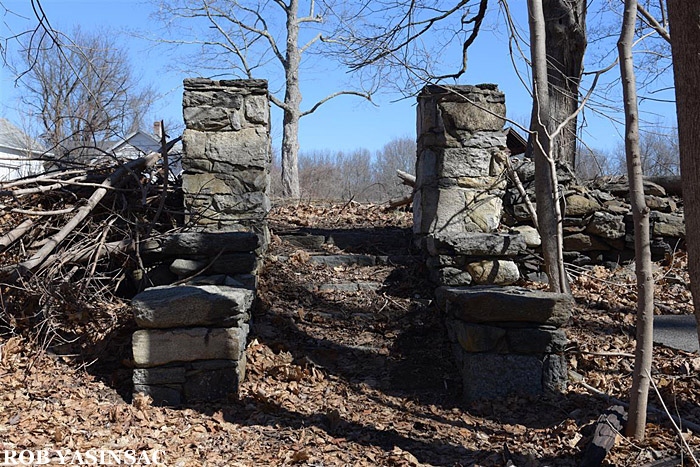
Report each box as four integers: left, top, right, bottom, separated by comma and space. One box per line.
1, 202, 700, 466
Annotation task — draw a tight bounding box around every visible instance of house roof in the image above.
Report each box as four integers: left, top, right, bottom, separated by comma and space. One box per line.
107, 130, 161, 153
0, 118, 47, 155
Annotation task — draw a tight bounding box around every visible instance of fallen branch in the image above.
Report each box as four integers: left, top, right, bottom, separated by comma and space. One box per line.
0, 219, 33, 250
580, 405, 626, 467
388, 193, 414, 209
396, 170, 416, 187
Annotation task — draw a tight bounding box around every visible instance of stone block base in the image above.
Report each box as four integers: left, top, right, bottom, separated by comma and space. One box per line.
133, 357, 245, 405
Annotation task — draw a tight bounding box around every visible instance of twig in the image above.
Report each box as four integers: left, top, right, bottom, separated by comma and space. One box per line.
647, 369, 700, 466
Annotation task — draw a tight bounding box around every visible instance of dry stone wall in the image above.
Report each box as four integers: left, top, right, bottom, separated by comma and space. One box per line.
504, 165, 685, 279
414, 84, 570, 401
131, 79, 270, 405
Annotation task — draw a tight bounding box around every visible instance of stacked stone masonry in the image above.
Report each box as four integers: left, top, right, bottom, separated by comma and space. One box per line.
414, 84, 570, 401
132, 79, 270, 405
504, 165, 685, 279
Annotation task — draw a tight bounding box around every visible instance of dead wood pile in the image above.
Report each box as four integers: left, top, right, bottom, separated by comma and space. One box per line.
0, 139, 182, 349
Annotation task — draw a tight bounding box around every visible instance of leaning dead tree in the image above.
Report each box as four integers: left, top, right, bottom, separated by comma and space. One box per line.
153, 0, 373, 198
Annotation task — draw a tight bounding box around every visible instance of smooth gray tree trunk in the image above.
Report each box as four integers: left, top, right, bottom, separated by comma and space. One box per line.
281, 0, 302, 199
619, 0, 654, 442
528, 0, 570, 294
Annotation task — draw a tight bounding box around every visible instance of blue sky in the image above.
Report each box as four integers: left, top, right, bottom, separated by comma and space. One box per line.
0, 0, 677, 156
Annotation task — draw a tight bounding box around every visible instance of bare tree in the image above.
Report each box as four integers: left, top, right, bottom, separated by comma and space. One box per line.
17, 28, 155, 161
619, 0, 654, 441
528, 0, 569, 294
611, 127, 680, 177
668, 2, 700, 348
153, 0, 373, 198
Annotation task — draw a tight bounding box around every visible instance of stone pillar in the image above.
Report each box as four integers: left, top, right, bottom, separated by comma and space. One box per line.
414, 84, 522, 286
181, 78, 270, 241
415, 84, 569, 401
131, 79, 271, 405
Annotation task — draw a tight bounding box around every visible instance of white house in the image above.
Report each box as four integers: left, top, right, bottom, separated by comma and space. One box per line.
0, 118, 46, 182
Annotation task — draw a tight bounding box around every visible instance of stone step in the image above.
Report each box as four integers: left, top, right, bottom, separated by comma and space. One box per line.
310, 254, 376, 267
169, 253, 260, 277
141, 231, 259, 258
133, 284, 254, 328
435, 286, 572, 326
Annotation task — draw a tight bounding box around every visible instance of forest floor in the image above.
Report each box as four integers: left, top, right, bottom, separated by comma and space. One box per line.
1, 202, 700, 466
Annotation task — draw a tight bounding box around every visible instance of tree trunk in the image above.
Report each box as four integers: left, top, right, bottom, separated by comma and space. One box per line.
528, 0, 570, 294
668, 1, 700, 348
543, 0, 587, 168
281, 0, 302, 199
619, 0, 654, 442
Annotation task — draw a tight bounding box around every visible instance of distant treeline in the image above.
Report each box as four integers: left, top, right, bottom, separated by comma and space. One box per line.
271, 136, 415, 202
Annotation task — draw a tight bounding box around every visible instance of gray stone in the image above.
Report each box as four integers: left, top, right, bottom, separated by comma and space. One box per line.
506, 327, 567, 354
435, 286, 573, 326
459, 353, 544, 401
132, 326, 247, 367
141, 232, 259, 258
651, 212, 685, 238
133, 367, 186, 385
182, 128, 270, 170
184, 106, 237, 131
426, 232, 526, 257
564, 233, 610, 251
542, 353, 568, 393
447, 319, 507, 352
645, 195, 676, 213
133, 384, 182, 406
309, 255, 376, 267
585, 211, 625, 239
429, 266, 472, 286
244, 94, 269, 124
183, 356, 245, 401
466, 260, 520, 285
132, 285, 253, 328
169, 254, 260, 277
438, 100, 505, 133
604, 179, 666, 197
512, 225, 541, 247
565, 194, 601, 217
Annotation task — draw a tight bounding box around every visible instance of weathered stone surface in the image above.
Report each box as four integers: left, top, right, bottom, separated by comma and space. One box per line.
132, 326, 247, 367
169, 254, 260, 277
564, 233, 610, 251
183, 106, 241, 131
426, 232, 526, 257
565, 194, 600, 217
512, 225, 541, 247
651, 212, 685, 238
458, 353, 543, 401
438, 100, 505, 133
183, 357, 244, 401
645, 195, 676, 213
182, 128, 269, 170
447, 319, 507, 353
133, 384, 182, 406
416, 186, 504, 235
141, 232, 259, 258
185, 274, 257, 290
428, 266, 473, 286
506, 327, 567, 354
244, 94, 269, 124
585, 211, 625, 239
435, 286, 573, 326
420, 147, 506, 180
133, 367, 186, 385
132, 285, 253, 328
466, 260, 520, 285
